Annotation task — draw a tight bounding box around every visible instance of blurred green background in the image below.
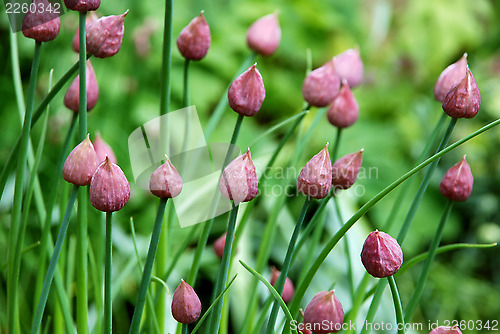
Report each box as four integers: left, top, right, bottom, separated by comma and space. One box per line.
1, 0, 500, 332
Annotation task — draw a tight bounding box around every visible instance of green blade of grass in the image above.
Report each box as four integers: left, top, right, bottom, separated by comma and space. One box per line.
388, 276, 405, 334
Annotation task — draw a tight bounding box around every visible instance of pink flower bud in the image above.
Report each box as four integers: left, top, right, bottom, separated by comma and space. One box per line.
303, 291, 344, 334
434, 53, 468, 102
246, 12, 281, 57
327, 80, 359, 128
176, 11, 211, 61
270, 267, 295, 303
302, 61, 340, 107
92, 133, 117, 164
361, 230, 403, 278
72, 12, 99, 53
297, 144, 332, 199
439, 156, 473, 202
331, 149, 363, 190
64, 0, 100, 12
89, 157, 130, 212
86, 10, 128, 58
21, 0, 60, 43
228, 64, 266, 117
442, 67, 481, 118
219, 149, 258, 203
63, 134, 98, 186
64, 60, 99, 113
429, 326, 462, 334
213, 232, 227, 260
332, 48, 363, 88
171, 279, 202, 324
149, 156, 183, 199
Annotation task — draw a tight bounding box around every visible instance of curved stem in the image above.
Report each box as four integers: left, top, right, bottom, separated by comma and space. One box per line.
330, 128, 342, 161
105, 212, 113, 334
388, 276, 405, 334
266, 197, 311, 333
8, 40, 42, 334
404, 199, 454, 321
129, 199, 168, 334
31, 185, 79, 334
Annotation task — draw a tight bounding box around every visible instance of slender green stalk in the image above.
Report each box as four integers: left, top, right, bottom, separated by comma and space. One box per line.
105, 212, 113, 334
130, 199, 168, 333
0, 242, 41, 271
343, 274, 372, 328
266, 197, 311, 333
404, 199, 454, 321
254, 297, 274, 333
162, 224, 200, 281
204, 52, 256, 142
31, 186, 78, 334
187, 114, 245, 286
8, 40, 42, 334
286, 116, 500, 329
209, 203, 240, 333
183, 59, 190, 107
388, 276, 405, 334
333, 197, 355, 301
331, 128, 342, 161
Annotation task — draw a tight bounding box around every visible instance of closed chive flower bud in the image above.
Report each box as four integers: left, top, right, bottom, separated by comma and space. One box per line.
64, 60, 99, 113
171, 279, 202, 324
303, 291, 344, 334
270, 267, 295, 303
86, 10, 128, 58
63, 134, 98, 186
22, 0, 60, 43
213, 232, 227, 260
246, 12, 281, 57
331, 149, 363, 190
332, 48, 364, 88
228, 64, 266, 117
297, 144, 332, 199
327, 80, 359, 128
149, 155, 183, 199
93, 133, 117, 164
219, 149, 258, 203
442, 67, 481, 119
176, 11, 211, 61
64, 0, 100, 12
302, 60, 340, 107
72, 12, 99, 53
434, 53, 468, 102
361, 230, 403, 278
429, 326, 463, 334
439, 155, 473, 202
89, 157, 130, 212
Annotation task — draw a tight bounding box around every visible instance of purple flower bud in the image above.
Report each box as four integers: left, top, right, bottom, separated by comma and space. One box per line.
442, 67, 481, 119
439, 155, 473, 202
331, 149, 363, 190
332, 48, 363, 88
297, 144, 332, 199
63, 134, 98, 186
228, 64, 266, 117
64, 0, 100, 12
270, 267, 295, 303
327, 80, 359, 128
213, 232, 227, 260
434, 53, 468, 102
303, 291, 344, 334
171, 279, 202, 324
219, 149, 258, 203
302, 61, 340, 107
21, 0, 60, 43
177, 11, 211, 61
64, 60, 99, 113
86, 10, 128, 58
429, 326, 462, 334
92, 133, 117, 164
246, 12, 281, 57
72, 12, 99, 53
361, 230, 403, 278
149, 155, 183, 199
89, 157, 130, 212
